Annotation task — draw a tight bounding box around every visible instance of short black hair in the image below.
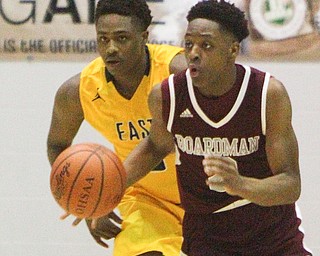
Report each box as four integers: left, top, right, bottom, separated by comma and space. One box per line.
95, 0, 152, 31
187, 0, 249, 42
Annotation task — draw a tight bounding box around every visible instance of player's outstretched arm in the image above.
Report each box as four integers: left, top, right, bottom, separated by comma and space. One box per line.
48, 75, 123, 248
124, 83, 175, 188
47, 74, 84, 165
204, 77, 301, 206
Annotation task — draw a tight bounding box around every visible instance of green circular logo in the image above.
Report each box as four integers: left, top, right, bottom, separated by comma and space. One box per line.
249, 0, 307, 40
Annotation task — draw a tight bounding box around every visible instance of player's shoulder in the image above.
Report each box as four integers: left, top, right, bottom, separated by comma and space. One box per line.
240, 64, 272, 91
56, 73, 81, 106
267, 76, 289, 103
173, 69, 188, 82
147, 44, 184, 63
147, 43, 183, 54
238, 63, 265, 77
159, 69, 188, 100
151, 69, 185, 102
81, 57, 105, 79
160, 69, 187, 86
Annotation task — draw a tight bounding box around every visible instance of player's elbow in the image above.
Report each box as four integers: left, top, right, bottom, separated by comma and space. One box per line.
47, 141, 69, 166
291, 181, 301, 203
149, 136, 174, 159
283, 175, 301, 205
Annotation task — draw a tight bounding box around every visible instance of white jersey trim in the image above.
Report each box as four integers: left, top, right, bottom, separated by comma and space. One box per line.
213, 199, 251, 213
185, 65, 251, 128
167, 74, 175, 132
261, 72, 270, 136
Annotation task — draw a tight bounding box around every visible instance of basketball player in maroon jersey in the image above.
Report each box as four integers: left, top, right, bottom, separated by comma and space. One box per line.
123, 0, 312, 255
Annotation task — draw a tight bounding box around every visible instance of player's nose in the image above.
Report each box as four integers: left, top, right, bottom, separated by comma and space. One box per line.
106, 41, 118, 55
188, 45, 201, 62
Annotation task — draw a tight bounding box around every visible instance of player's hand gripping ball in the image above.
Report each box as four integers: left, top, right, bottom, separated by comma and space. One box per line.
50, 143, 127, 219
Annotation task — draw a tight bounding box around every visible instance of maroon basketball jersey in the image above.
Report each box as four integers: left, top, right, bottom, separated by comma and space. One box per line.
162, 64, 271, 213
161, 64, 312, 255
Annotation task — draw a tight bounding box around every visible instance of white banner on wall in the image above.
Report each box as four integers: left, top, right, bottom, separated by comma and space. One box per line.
1, 0, 320, 61
0, 0, 98, 61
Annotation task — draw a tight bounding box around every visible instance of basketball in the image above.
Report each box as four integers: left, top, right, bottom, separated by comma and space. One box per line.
50, 143, 127, 219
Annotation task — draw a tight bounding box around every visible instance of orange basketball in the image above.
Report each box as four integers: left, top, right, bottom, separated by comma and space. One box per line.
50, 143, 126, 219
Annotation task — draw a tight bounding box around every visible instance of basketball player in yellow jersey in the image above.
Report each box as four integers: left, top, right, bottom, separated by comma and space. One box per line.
47, 0, 187, 255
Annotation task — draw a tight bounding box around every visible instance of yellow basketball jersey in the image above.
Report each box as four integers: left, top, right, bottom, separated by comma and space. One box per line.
80, 44, 183, 204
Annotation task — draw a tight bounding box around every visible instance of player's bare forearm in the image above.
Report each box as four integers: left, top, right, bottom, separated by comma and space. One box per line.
230, 172, 300, 206
124, 82, 175, 188
47, 74, 84, 166
124, 136, 170, 188
47, 143, 70, 166
204, 150, 301, 207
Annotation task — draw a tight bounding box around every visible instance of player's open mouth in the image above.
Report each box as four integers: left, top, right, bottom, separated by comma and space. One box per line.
106, 59, 121, 67
189, 65, 199, 77
106, 60, 120, 64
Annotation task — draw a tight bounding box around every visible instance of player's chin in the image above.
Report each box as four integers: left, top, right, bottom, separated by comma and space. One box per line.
105, 61, 121, 71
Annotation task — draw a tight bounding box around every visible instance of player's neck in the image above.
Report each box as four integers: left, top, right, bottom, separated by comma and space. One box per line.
109, 48, 149, 99
196, 65, 237, 98
113, 61, 147, 99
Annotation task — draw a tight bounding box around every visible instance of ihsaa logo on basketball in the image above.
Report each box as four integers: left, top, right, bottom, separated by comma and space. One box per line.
50, 143, 126, 219
53, 162, 70, 200
249, 0, 307, 40
75, 177, 95, 215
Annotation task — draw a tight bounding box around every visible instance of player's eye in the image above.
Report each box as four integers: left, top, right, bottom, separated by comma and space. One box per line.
184, 40, 193, 49
98, 36, 108, 43
203, 42, 212, 49
118, 35, 128, 42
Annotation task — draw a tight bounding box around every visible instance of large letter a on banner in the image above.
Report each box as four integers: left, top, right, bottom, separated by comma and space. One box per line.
44, 0, 80, 23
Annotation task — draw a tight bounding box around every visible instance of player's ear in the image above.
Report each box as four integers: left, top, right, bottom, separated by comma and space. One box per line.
141, 30, 149, 44
229, 41, 240, 59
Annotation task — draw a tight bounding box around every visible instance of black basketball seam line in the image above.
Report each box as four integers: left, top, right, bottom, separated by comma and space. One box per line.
52, 144, 122, 218
88, 146, 105, 218
88, 147, 124, 217
66, 147, 102, 213
50, 149, 97, 187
